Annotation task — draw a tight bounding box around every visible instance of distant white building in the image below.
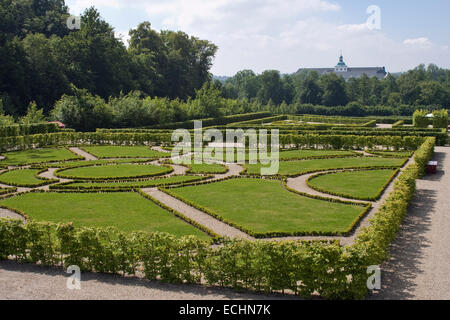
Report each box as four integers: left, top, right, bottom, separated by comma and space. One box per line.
297, 54, 388, 80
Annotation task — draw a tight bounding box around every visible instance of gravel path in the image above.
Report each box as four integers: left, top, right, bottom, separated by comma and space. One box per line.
0, 260, 296, 300
0, 208, 25, 221
376, 124, 393, 129
69, 147, 98, 161
143, 188, 253, 240
38, 168, 72, 183
370, 146, 450, 300
212, 162, 245, 180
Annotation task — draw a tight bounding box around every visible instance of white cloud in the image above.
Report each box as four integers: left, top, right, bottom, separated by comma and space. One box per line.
66, 0, 450, 74
403, 37, 433, 47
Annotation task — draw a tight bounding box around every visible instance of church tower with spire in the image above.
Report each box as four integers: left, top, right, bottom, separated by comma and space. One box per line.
335, 52, 348, 72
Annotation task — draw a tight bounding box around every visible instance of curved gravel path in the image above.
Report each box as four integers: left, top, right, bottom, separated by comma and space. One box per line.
69, 147, 98, 161
143, 187, 253, 240
0, 208, 25, 221
38, 168, 72, 183
370, 146, 450, 300
272, 156, 416, 245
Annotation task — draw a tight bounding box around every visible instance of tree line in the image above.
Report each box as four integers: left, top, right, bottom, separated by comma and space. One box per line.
218, 64, 450, 109
0, 1, 217, 116
1, 1, 449, 131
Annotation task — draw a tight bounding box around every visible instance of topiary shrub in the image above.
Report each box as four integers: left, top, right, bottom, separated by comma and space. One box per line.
432, 109, 448, 129
413, 110, 430, 128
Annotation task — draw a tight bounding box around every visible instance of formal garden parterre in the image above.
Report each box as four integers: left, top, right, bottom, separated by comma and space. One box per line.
0, 114, 443, 299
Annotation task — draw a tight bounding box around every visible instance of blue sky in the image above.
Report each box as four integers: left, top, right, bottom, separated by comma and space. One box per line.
66, 0, 450, 76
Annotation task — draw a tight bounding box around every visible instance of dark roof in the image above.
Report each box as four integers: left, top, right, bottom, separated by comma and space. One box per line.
297, 67, 387, 80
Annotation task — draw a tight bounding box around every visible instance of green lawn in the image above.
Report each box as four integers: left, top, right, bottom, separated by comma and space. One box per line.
0, 169, 54, 187
245, 157, 406, 176
278, 149, 357, 160
198, 149, 356, 162
308, 169, 397, 200
57, 175, 207, 190
0, 148, 81, 166
0, 192, 209, 239
166, 178, 366, 235
188, 163, 228, 174
56, 164, 172, 180
81, 146, 170, 159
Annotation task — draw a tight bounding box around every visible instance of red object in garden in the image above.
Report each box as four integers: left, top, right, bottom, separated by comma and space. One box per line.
49, 121, 66, 129
427, 161, 438, 174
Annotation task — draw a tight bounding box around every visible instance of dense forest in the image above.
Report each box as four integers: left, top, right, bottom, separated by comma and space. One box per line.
0, 0, 449, 131
0, 1, 217, 117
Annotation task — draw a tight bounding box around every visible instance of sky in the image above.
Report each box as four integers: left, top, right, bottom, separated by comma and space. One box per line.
65, 0, 450, 76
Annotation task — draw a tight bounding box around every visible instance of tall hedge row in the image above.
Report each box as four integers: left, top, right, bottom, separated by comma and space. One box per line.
0, 131, 427, 153
145, 112, 272, 129
0, 123, 59, 138
0, 137, 436, 299
433, 109, 449, 129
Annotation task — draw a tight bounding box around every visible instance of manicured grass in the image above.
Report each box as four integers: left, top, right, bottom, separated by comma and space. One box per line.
308, 169, 398, 200
57, 175, 207, 190
368, 151, 414, 158
0, 148, 81, 166
0, 169, 54, 187
56, 164, 172, 180
81, 146, 170, 159
245, 157, 406, 176
167, 178, 366, 235
188, 163, 228, 174
0, 192, 209, 239
278, 149, 357, 160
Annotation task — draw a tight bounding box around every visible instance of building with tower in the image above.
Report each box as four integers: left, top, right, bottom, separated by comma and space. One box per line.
297, 54, 387, 80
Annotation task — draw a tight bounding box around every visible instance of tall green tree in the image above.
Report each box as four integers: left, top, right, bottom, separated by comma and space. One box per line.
320, 73, 348, 106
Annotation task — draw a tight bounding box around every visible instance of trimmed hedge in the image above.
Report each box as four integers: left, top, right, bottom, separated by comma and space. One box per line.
0, 131, 428, 154
0, 187, 17, 195
54, 163, 174, 181
289, 115, 370, 125
392, 120, 404, 128
413, 110, 430, 128
49, 175, 211, 191
0, 123, 59, 138
145, 112, 272, 129
433, 109, 448, 129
